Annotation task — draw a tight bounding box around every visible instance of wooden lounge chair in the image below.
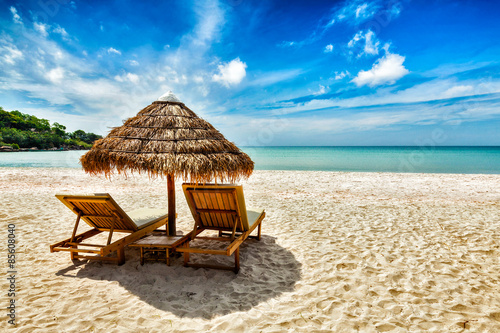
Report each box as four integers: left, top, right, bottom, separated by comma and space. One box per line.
177, 184, 265, 273
50, 193, 168, 265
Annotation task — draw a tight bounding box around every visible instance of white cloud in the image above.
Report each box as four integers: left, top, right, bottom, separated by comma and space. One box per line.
1, 45, 23, 65
114, 73, 140, 83
280, 1, 402, 51
164, 91, 500, 145
127, 60, 139, 66
363, 31, 379, 55
10, 6, 22, 25
324, 44, 334, 53
107, 47, 121, 55
337, 1, 378, 24
127, 73, 140, 83
269, 77, 500, 119
159, 66, 188, 85
334, 71, 350, 80
193, 75, 204, 83
280, 1, 381, 50
34, 22, 49, 37
333, 0, 403, 26
390, 4, 401, 17
192, 0, 225, 46
46, 67, 65, 83
53, 25, 69, 39
355, 3, 369, 18
265, 81, 500, 130
248, 68, 303, 87
443, 85, 474, 98
212, 58, 247, 87
0, 20, 203, 134
348, 31, 362, 48
348, 30, 379, 57
313, 85, 329, 95
54, 50, 63, 60
352, 53, 409, 87
279, 41, 296, 48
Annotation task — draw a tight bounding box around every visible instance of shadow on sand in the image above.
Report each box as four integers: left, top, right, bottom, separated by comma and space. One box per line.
56, 235, 301, 319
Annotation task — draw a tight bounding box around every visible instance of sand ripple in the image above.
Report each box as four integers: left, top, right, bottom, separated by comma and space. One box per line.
0, 168, 499, 332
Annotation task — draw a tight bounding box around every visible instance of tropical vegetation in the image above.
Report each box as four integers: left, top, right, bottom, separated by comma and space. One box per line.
0, 107, 101, 150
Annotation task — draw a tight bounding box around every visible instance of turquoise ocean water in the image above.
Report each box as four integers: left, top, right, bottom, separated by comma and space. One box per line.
0, 147, 499, 174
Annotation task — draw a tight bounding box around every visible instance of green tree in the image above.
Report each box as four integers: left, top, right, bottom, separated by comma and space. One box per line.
70, 129, 87, 142
51, 122, 67, 138
31, 116, 50, 132
0, 107, 102, 149
0, 128, 27, 146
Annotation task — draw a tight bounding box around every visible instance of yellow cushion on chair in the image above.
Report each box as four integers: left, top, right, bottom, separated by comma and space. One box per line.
246, 209, 265, 228
126, 208, 169, 229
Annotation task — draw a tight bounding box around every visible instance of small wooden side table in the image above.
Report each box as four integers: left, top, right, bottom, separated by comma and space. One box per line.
129, 234, 186, 266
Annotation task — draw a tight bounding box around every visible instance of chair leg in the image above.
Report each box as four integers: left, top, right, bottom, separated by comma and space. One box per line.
117, 247, 125, 266
70, 212, 82, 261
70, 245, 77, 260
257, 222, 262, 241
234, 247, 240, 274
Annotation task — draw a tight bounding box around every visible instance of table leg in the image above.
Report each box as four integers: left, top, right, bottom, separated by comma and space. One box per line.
140, 247, 144, 265
183, 242, 190, 267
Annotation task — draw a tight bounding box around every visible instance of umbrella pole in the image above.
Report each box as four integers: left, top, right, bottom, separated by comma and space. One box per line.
167, 174, 176, 236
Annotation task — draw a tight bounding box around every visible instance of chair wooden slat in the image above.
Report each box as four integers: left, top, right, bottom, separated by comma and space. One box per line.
221, 193, 235, 228
200, 192, 215, 227
208, 192, 222, 227
51, 193, 168, 265
181, 184, 265, 273
200, 191, 213, 226
192, 192, 207, 227
215, 192, 229, 228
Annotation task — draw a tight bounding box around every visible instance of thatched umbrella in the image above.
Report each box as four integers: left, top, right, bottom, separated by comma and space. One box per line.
80, 91, 254, 236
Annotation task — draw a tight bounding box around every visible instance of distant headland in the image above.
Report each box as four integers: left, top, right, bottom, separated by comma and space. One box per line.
0, 107, 102, 152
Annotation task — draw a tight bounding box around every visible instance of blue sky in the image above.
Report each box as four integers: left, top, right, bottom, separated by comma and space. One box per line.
1, 0, 499, 145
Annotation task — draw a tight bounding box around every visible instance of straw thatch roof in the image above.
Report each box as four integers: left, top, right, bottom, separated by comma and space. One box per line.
80, 92, 254, 183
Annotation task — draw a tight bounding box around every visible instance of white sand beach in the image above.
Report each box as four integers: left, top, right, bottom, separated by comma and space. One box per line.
1, 168, 500, 332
